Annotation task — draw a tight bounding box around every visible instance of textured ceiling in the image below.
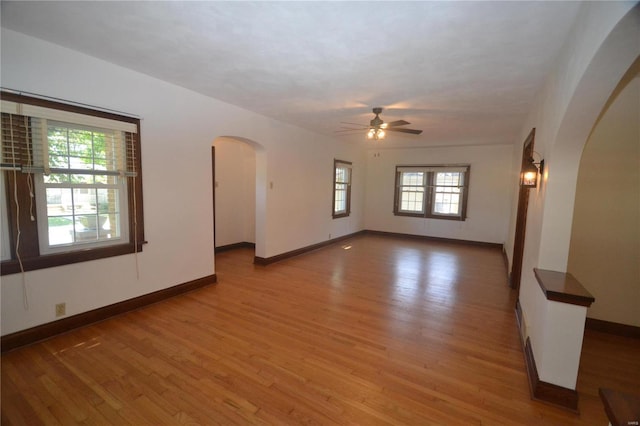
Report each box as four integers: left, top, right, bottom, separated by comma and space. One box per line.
1, 1, 582, 147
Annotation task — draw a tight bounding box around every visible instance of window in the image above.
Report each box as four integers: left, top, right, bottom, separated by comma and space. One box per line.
1, 92, 144, 275
394, 165, 469, 220
333, 160, 352, 218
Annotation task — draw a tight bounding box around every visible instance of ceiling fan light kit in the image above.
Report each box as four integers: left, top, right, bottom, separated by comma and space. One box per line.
339, 107, 423, 141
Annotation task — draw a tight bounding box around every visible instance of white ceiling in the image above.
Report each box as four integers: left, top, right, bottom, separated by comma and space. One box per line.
1, 1, 582, 148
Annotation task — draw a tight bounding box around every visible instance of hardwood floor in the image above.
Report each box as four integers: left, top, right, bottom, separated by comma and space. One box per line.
2, 234, 639, 425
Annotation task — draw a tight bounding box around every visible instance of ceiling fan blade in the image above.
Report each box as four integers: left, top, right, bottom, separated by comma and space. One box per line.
334, 128, 364, 133
335, 132, 363, 136
340, 121, 368, 127
387, 128, 423, 135
385, 120, 410, 127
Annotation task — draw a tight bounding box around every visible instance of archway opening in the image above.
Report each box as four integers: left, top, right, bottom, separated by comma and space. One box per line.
212, 136, 266, 260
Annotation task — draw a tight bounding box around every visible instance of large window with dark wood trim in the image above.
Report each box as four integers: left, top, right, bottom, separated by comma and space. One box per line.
394, 165, 469, 221
332, 160, 352, 218
1, 92, 144, 275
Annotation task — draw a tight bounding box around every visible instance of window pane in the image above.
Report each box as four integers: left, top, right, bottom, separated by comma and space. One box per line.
68, 129, 93, 157
402, 172, 424, 186
97, 188, 119, 214
47, 127, 69, 156
74, 214, 99, 242
400, 188, 425, 212
334, 184, 346, 213
48, 215, 74, 246
46, 187, 71, 215
73, 188, 96, 214
435, 172, 462, 186
98, 213, 119, 239
47, 124, 122, 173
398, 171, 426, 213
432, 171, 463, 216
46, 188, 73, 246
434, 192, 461, 214
48, 154, 69, 170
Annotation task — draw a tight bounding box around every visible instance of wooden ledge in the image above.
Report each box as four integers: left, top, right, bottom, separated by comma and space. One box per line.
599, 388, 640, 426
533, 268, 595, 307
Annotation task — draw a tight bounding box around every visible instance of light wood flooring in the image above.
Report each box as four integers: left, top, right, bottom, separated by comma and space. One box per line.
2, 234, 639, 424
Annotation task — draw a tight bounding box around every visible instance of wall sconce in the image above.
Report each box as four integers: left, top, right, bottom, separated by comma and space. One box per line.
520, 155, 544, 188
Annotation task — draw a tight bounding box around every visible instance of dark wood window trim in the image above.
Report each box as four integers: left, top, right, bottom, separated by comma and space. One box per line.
1, 92, 145, 276
332, 159, 352, 219
393, 165, 470, 221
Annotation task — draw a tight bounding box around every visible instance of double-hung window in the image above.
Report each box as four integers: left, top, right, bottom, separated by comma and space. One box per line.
394, 165, 469, 221
333, 160, 352, 218
37, 122, 130, 253
1, 92, 144, 275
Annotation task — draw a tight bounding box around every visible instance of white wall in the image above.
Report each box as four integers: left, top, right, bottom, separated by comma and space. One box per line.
0, 29, 365, 335
506, 3, 639, 389
364, 144, 514, 244
568, 75, 640, 327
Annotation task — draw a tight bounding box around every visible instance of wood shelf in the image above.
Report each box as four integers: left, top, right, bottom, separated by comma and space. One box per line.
533, 268, 595, 307
599, 388, 640, 426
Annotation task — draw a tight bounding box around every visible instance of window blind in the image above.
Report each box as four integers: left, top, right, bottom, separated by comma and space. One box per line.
397, 165, 469, 173
1, 100, 137, 177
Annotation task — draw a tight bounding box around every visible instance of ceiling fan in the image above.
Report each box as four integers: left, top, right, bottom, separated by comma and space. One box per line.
336, 107, 423, 140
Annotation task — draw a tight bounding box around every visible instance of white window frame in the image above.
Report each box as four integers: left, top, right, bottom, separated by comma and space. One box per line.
34, 121, 131, 254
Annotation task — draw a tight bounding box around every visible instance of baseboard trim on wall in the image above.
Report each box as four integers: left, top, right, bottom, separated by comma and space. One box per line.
585, 317, 640, 339
1, 274, 217, 353
363, 229, 504, 249
215, 242, 256, 253
522, 337, 579, 412
502, 246, 511, 286
254, 231, 366, 265
254, 229, 504, 266
516, 300, 579, 412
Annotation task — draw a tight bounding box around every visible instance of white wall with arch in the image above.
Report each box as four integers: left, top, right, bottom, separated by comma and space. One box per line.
567, 63, 640, 328
0, 28, 365, 335
505, 3, 639, 389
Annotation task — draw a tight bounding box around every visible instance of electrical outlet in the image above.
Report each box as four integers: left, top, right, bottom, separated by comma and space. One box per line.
55, 303, 66, 317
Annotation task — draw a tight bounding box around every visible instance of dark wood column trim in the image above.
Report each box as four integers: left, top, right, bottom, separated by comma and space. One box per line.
523, 337, 579, 412
515, 300, 579, 412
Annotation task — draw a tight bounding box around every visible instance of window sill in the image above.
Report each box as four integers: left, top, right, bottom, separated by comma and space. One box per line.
1, 241, 146, 276
393, 212, 466, 221
332, 213, 350, 219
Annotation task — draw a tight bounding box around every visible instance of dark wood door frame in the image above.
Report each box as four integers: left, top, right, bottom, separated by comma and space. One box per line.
510, 128, 535, 290
212, 146, 216, 252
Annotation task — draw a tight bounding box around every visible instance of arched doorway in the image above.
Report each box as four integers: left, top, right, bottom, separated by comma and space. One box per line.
212, 136, 266, 259
536, 4, 639, 272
